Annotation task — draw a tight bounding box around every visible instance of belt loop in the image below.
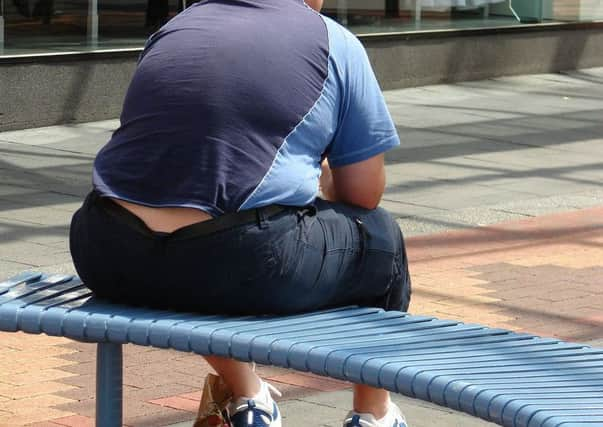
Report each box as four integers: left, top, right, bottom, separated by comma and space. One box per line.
256, 207, 269, 229
296, 205, 317, 221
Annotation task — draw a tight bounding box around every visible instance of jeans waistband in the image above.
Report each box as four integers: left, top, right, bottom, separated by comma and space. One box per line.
89, 190, 289, 240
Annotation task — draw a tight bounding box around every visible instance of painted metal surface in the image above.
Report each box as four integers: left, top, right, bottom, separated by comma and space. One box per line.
96, 343, 123, 427
1, 272, 602, 427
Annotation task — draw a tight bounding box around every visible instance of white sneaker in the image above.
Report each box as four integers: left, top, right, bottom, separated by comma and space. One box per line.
343, 402, 408, 427
228, 380, 282, 427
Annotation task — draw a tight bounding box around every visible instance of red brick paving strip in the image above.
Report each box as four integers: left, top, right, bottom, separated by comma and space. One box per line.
45, 415, 95, 427
0, 206, 601, 425
407, 206, 603, 341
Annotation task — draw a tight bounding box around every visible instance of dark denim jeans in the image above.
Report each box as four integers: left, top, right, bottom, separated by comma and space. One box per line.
70, 192, 411, 315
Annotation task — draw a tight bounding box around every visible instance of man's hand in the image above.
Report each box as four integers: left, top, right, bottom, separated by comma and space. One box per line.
319, 159, 337, 201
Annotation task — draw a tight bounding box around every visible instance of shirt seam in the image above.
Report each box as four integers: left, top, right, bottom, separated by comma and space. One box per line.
238, 14, 331, 211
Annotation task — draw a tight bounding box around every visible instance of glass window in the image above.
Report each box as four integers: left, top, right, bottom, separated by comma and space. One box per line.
1, 0, 602, 57
0, 0, 191, 55
321, 0, 602, 33
2, 0, 88, 55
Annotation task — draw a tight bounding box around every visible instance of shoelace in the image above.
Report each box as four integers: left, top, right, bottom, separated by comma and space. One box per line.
229, 381, 282, 426
230, 400, 274, 427
345, 414, 406, 427
249, 363, 283, 399
230, 383, 282, 413
263, 382, 282, 399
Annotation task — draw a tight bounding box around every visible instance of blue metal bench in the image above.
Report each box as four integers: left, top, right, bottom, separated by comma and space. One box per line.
1, 272, 602, 427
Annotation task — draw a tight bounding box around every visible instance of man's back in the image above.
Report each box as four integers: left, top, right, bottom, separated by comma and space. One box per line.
94, 0, 330, 216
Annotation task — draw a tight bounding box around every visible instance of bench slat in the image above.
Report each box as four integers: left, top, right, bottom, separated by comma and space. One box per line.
0, 271, 43, 290
528, 409, 603, 427
498, 398, 603, 426
18, 288, 91, 333
329, 336, 550, 381
443, 375, 603, 409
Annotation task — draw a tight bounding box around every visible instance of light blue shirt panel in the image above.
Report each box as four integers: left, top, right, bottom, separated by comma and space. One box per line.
240, 16, 399, 210
324, 18, 400, 168
238, 69, 339, 210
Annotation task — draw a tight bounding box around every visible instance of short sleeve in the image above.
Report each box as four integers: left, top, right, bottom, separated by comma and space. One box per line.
326, 29, 400, 168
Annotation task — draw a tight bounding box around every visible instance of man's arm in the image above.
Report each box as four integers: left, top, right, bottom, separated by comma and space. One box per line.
319, 155, 385, 210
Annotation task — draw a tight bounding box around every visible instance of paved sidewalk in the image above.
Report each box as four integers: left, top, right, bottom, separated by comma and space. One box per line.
1, 68, 602, 426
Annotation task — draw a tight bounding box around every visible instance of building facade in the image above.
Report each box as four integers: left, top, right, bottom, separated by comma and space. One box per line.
1, 0, 602, 130
1, 1, 602, 55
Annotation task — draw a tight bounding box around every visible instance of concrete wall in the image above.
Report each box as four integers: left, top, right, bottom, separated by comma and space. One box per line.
1, 24, 603, 131
365, 25, 603, 90
0, 53, 138, 132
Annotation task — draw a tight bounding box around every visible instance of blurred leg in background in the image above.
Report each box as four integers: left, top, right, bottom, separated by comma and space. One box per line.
146, 0, 169, 30
13, 0, 31, 18
32, 0, 53, 24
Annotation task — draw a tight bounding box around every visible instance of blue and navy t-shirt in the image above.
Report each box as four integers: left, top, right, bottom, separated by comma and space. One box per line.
93, 0, 400, 217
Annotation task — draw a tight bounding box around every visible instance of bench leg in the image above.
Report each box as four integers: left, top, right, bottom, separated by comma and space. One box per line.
96, 343, 123, 427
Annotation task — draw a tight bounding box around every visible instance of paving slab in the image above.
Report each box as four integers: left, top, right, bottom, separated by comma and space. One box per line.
1, 68, 602, 426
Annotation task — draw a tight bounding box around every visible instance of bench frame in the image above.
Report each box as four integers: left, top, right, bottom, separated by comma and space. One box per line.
97, 343, 123, 427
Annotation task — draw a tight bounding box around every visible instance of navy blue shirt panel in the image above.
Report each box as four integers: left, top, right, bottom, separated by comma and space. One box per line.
94, 0, 328, 215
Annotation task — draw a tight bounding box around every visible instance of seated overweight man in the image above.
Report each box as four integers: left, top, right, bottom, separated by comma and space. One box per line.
69, 1, 412, 426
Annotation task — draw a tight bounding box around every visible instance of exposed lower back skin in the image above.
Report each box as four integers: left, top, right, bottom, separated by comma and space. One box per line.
111, 198, 212, 233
